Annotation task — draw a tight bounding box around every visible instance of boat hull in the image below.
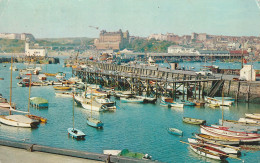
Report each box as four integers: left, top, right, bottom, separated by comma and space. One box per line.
67, 128, 86, 139
0, 115, 37, 128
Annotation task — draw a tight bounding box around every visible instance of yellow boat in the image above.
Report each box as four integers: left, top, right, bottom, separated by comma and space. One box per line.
26, 115, 47, 123
44, 73, 57, 76
53, 86, 71, 90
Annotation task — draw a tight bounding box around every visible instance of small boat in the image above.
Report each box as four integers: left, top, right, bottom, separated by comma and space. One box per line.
219, 119, 260, 128
38, 74, 47, 80
30, 97, 48, 108
86, 117, 104, 128
104, 149, 151, 160
94, 96, 116, 110
136, 96, 157, 103
0, 115, 38, 128
160, 97, 184, 108
189, 142, 227, 160
195, 134, 241, 145
183, 117, 206, 125
67, 94, 85, 139
56, 72, 66, 80
238, 118, 260, 124
44, 73, 57, 76
16, 76, 22, 79
26, 114, 47, 123
55, 92, 73, 98
204, 96, 233, 106
0, 77, 4, 80
114, 91, 134, 98
53, 86, 71, 90
67, 128, 86, 139
188, 138, 240, 155
3, 65, 6, 67
120, 96, 143, 103
167, 128, 183, 136
245, 113, 260, 120
178, 100, 196, 106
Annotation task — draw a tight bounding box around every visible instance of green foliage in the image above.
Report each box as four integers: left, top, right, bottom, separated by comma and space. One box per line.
127, 38, 176, 53
0, 39, 25, 53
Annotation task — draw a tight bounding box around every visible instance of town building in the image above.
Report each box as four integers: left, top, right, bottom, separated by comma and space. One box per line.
94, 29, 129, 50
240, 65, 256, 81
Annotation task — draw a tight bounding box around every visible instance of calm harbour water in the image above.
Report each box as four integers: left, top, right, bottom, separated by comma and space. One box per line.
0, 59, 260, 163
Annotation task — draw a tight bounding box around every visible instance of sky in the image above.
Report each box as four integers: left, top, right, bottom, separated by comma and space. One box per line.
0, 0, 260, 38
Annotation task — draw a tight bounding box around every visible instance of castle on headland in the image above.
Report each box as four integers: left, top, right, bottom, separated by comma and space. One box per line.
94, 29, 129, 50
25, 42, 47, 57
0, 33, 35, 41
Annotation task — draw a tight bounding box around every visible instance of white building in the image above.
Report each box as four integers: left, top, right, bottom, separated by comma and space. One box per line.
168, 45, 198, 54
25, 42, 47, 57
240, 65, 256, 81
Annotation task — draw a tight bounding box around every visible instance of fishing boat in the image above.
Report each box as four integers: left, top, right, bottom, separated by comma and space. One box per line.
67, 94, 86, 139
30, 97, 48, 108
189, 142, 227, 160
188, 138, 240, 155
55, 92, 73, 98
245, 113, 260, 120
183, 117, 206, 125
211, 124, 259, 133
167, 128, 183, 136
160, 97, 184, 108
195, 134, 241, 145
120, 96, 143, 103
53, 86, 71, 90
104, 149, 152, 160
94, 96, 116, 110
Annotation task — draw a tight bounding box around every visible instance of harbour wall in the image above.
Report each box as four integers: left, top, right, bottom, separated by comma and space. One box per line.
0, 139, 155, 163
0, 57, 59, 64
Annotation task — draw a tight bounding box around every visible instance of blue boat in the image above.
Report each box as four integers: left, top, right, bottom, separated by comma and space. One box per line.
87, 117, 104, 128
167, 128, 183, 136
67, 128, 86, 139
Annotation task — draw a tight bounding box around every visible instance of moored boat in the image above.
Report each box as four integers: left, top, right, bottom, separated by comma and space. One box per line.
0, 115, 38, 128
160, 97, 184, 108
67, 128, 86, 139
183, 117, 206, 125
55, 92, 73, 98
189, 142, 227, 160
238, 118, 260, 124
104, 149, 151, 160
120, 96, 143, 103
188, 138, 240, 155
53, 86, 71, 90
195, 133, 241, 145
26, 114, 47, 123
86, 117, 104, 128
167, 128, 183, 136
245, 113, 260, 120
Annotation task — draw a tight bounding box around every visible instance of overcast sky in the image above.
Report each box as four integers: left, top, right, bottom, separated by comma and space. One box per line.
0, 0, 259, 38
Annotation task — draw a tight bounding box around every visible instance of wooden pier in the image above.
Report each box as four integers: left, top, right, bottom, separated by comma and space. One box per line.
72, 61, 222, 100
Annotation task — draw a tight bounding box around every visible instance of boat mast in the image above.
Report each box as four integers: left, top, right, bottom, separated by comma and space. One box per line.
9, 57, 13, 115
73, 93, 75, 130
221, 89, 224, 126
91, 88, 92, 117
27, 74, 32, 113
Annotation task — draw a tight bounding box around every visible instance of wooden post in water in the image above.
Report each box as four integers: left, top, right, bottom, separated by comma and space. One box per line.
198, 81, 201, 100
9, 57, 13, 115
